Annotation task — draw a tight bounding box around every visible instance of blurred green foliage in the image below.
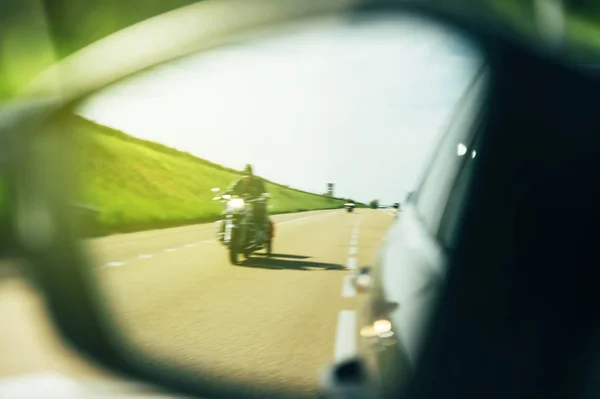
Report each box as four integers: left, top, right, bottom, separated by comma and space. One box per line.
42, 0, 201, 58
0, 0, 202, 101
5, 0, 600, 102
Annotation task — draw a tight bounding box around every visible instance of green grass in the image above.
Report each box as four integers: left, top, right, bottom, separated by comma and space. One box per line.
70, 116, 349, 236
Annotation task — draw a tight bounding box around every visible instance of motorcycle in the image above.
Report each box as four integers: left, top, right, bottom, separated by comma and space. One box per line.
344, 202, 356, 213
212, 189, 273, 265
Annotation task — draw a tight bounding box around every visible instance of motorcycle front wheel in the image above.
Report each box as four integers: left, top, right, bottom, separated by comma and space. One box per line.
229, 228, 240, 265
266, 239, 272, 257
243, 248, 251, 260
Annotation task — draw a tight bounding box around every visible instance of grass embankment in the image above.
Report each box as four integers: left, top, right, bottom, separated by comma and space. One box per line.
71, 116, 349, 236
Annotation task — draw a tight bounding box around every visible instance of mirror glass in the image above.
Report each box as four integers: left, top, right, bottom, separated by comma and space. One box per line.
69, 12, 484, 398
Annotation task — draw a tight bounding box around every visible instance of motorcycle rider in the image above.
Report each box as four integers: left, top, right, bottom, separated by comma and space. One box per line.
221, 164, 270, 239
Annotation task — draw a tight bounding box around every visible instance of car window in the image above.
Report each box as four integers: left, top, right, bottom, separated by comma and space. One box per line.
438, 133, 483, 249
413, 67, 488, 235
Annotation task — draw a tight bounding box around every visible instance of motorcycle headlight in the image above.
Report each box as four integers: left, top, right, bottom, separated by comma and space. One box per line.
228, 198, 245, 209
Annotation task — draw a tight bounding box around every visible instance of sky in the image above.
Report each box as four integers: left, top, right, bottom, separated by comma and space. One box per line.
77, 14, 482, 204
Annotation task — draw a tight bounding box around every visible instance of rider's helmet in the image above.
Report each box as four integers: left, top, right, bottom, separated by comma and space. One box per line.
242, 164, 253, 179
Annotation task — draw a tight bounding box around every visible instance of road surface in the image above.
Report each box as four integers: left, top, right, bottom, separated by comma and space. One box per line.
84, 208, 395, 398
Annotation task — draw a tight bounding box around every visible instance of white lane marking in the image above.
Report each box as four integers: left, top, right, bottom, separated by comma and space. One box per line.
276, 210, 339, 225
342, 275, 356, 298
334, 310, 357, 362
346, 257, 357, 270
102, 239, 215, 269
106, 262, 124, 267
350, 239, 358, 246
282, 216, 307, 224
182, 240, 213, 248
100, 211, 336, 268
349, 247, 358, 255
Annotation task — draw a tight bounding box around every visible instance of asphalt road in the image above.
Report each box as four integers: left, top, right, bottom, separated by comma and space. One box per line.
85, 209, 395, 398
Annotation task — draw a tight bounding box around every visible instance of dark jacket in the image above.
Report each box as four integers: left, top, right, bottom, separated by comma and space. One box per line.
226, 177, 267, 199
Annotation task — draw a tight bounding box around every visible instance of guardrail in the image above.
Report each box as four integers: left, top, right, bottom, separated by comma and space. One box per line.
71, 202, 100, 213
71, 203, 106, 237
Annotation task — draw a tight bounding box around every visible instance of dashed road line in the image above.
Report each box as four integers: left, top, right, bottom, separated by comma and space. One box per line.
342, 275, 356, 298
334, 215, 363, 361
99, 212, 332, 269
283, 216, 307, 223
346, 257, 357, 270
102, 240, 214, 268
334, 310, 357, 362
106, 262, 124, 267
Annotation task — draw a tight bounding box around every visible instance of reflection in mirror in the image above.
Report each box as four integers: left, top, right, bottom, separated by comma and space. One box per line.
69, 12, 483, 398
